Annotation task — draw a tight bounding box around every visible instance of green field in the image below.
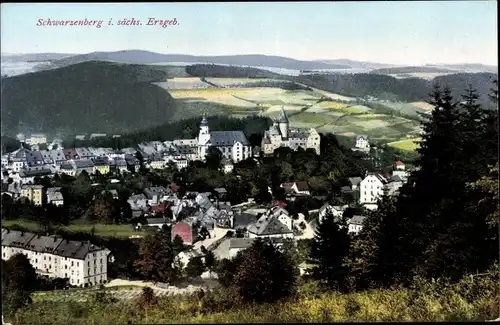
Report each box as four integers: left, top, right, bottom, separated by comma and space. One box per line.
156, 77, 424, 146
1, 219, 142, 238
387, 138, 422, 151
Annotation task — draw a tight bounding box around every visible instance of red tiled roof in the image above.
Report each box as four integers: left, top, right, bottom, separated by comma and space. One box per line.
272, 200, 287, 208
170, 183, 178, 193
394, 161, 405, 166
150, 202, 170, 213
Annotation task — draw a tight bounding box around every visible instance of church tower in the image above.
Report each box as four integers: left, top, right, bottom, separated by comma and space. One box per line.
278, 107, 289, 140
197, 115, 211, 160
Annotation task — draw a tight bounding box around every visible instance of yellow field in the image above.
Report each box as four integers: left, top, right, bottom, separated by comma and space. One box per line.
410, 101, 435, 111
388, 137, 422, 151
316, 101, 349, 110
169, 88, 258, 107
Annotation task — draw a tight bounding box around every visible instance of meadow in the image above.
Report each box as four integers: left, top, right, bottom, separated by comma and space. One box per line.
1, 219, 142, 238
153, 77, 424, 146
9, 267, 500, 325
387, 138, 422, 151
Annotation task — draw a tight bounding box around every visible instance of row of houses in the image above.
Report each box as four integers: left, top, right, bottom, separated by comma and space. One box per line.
1, 228, 112, 287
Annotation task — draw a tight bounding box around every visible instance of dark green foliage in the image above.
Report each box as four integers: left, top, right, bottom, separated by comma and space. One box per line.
186, 64, 278, 78
2, 253, 37, 317
185, 256, 206, 278
134, 232, 178, 283
354, 81, 499, 288
311, 210, 351, 290
1, 61, 178, 136
62, 115, 273, 150
294, 72, 497, 105
233, 238, 298, 303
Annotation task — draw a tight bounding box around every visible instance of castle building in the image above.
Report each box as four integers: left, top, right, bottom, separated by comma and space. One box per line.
196, 116, 252, 163
261, 108, 321, 155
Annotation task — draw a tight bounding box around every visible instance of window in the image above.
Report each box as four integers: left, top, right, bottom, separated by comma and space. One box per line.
71, 261, 74, 266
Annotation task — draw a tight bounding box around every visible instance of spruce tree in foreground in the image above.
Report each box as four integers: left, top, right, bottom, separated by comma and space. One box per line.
311, 210, 350, 290
233, 238, 297, 303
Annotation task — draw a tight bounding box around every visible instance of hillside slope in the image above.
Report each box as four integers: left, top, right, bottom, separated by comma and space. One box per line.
293, 72, 497, 105
0, 61, 181, 136
50, 50, 352, 70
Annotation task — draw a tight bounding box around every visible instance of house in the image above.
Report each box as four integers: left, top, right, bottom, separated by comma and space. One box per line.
18, 168, 53, 185
359, 172, 390, 205
171, 220, 198, 245
63, 149, 80, 160
148, 202, 170, 216
264, 206, 293, 231
348, 177, 363, 191
347, 215, 366, 234
74, 147, 94, 160
25, 150, 45, 167
46, 187, 64, 206
59, 163, 76, 177
148, 154, 166, 170
73, 159, 95, 175
355, 135, 370, 150
318, 204, 348, 223
247, 215, 294, 239
230, 212, 256, 230
280, 181, 311, 196
25, 133, 47, 145
172, 157, 188, 170
1, 229, 112, 287
394, 161, 405, 171
114, 159, 129, 173
144, 186, 171, 205
221, 158, 234, 173
392, 161, 409, 181
174, 249, 203, 268
127, 194, 148, 210
125, 155, 140, 172
92, 157, 110, 175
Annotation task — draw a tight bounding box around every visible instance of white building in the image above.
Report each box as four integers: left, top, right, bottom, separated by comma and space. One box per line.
1, 229, 111, 287
46, 187, 64, 206
197, 116, 252, 163
359, 173, 389, 205
355, 135, 370, 150
318, 204, 348, 223
261, 108, 321, 155
247, 214, 294, 239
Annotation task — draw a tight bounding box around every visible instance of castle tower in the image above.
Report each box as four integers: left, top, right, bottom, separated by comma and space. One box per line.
278, 107, 289, 140
197, 115, 211, 160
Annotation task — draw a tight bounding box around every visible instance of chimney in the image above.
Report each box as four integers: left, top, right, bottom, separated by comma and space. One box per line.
54, 236, 57, 242
66, 239, 70, 244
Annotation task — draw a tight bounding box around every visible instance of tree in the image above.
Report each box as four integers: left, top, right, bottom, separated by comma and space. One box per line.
205, 146, 223, 170
311, 209, 351, 290
233, 238, 297, 303
2, 253, 37, 317
134, 233, 177, 283
185, 256, 206, 278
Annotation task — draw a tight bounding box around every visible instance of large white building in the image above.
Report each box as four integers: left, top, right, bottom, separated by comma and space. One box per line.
261, 108, 321, 155
1, 229, 112, 287
196, 116, 252, 163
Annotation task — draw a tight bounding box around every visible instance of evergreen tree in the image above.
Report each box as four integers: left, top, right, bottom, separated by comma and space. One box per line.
2, 253, 37, 317
311, 209, 351, 290
233, 238, 297, 303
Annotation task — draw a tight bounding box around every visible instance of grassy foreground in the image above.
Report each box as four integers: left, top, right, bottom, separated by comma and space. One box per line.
9, 269, 500, 325
1, 219, 142, 238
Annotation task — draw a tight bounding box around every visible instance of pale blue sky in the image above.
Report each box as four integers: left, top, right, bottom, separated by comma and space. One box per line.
1, 1, 497, 65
